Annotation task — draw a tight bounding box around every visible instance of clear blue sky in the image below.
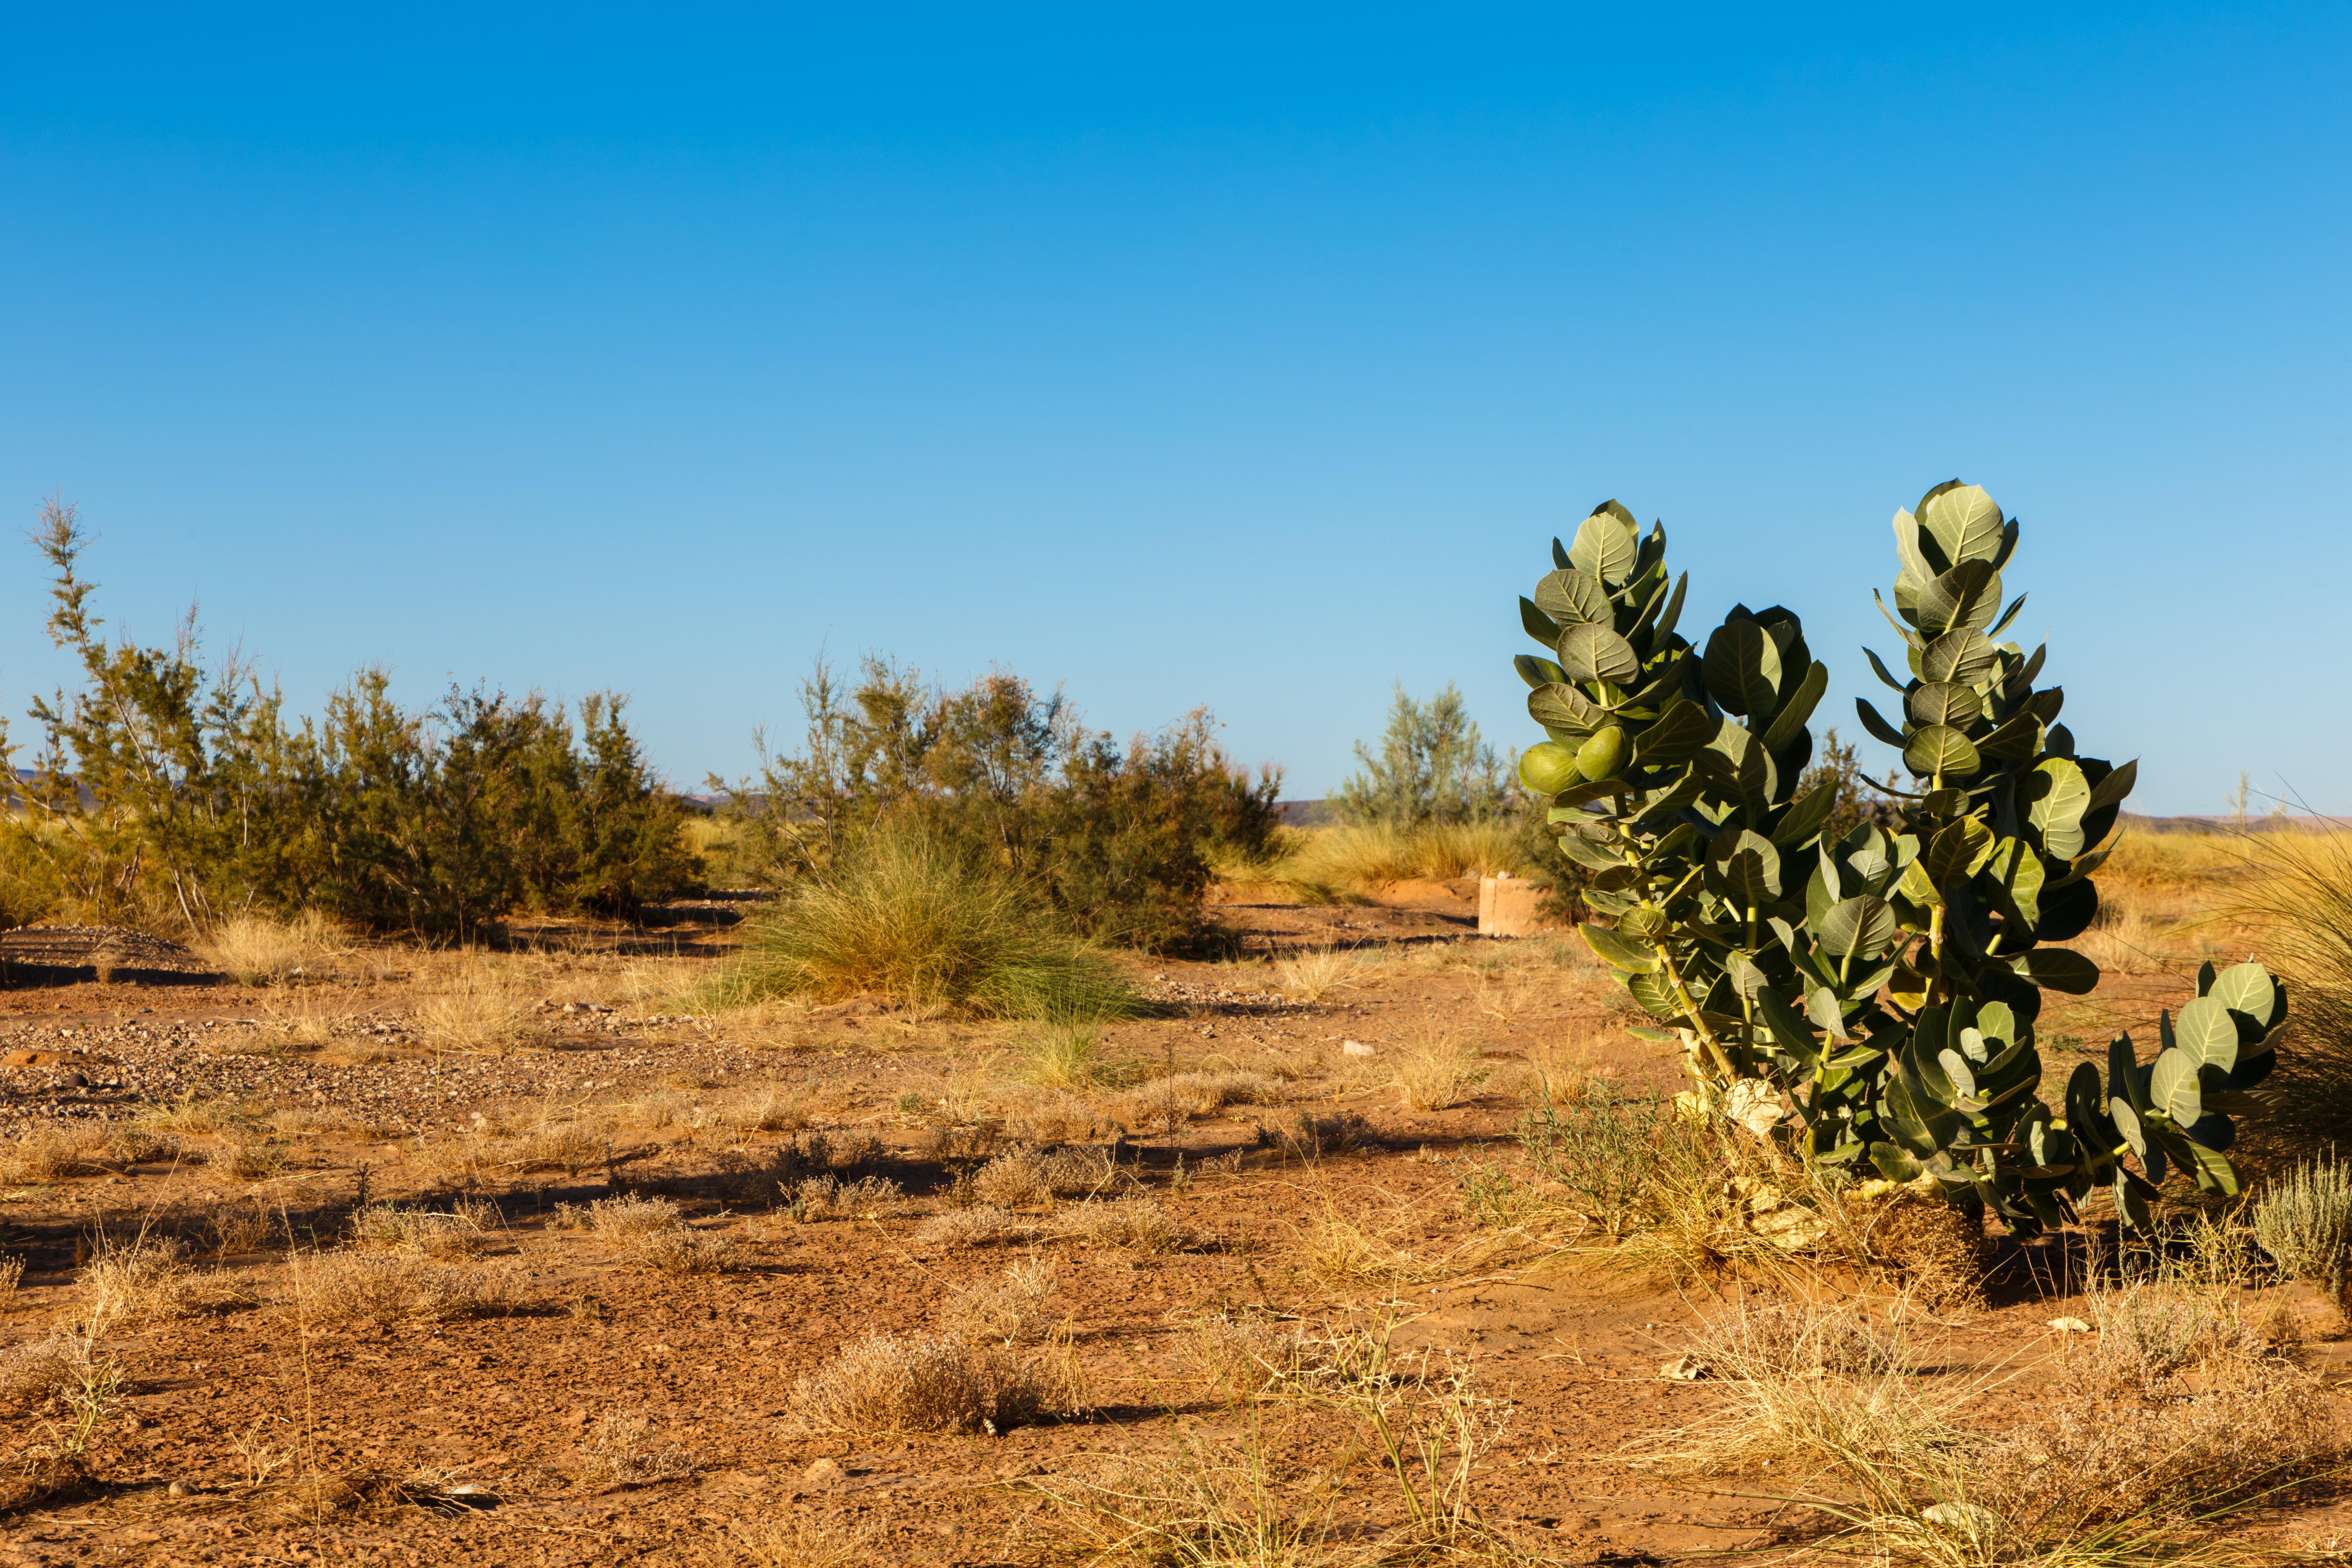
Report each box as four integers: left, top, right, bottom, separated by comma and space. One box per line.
3, 5, 2345, 815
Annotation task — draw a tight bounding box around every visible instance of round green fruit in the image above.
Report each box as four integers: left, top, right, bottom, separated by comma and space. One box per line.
1519, 742, 1581, 796
1577, 725, 1629, 781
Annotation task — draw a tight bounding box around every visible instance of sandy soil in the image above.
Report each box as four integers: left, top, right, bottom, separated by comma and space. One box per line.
0, 890, 2343, 1566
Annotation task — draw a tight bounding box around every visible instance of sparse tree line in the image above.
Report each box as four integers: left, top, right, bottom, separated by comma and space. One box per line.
0, 499, 1281, 950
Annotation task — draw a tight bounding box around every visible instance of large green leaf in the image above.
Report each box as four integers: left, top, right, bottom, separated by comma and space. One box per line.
1915, 560, 2004, 638
1925, 818, 1994, 888
1528, 682, 1605, 736
2009, 947, 2101, 994
1920, 628, 1998, 684
1985, 837, 2045, 928
2150, 1050, 2202, 1128
2171, 997, 2240, 1072
1975, 708, 2044, 762
1770, 779, 1840, 849
1533, 568, 1611, 628
2086, 758, 2139, 814
1816, 894, 1897, 959
1919, 483, 2006, 567
1699, 721, 1777, 802
1759, 661, 1827, 753
2024, 757, 2092, 859
1580, 922, 1660, 974
1709, 828, 1783, 904
1568, 511, 1640, 585
1633, 698, 1718, 765
1625, 969, 1681, 1019
1905, 681, 1983, 728
1903, 724, 1982, 779
1703, 617, 1781, 717
1855, 698, 1908, 749
1519, 597, 1562, 648
2205, 961, 2285, 1037
1556, 622, 1642, 685
1514, 654, 1568, 690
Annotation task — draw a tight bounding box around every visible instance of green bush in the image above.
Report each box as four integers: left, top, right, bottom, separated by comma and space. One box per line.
702, 830, 1138, 1019
6, 499, 695, 937
716, 656, 1279, 952
1329, 683, 1515, 828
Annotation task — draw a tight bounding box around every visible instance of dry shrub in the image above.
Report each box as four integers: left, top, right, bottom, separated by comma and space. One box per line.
221, 1135, 288, 1181
790, 1331, 1047, 1435
205, 1200, 280, 1256
0, 1127, 109, 1182
724, 1086, 810, 1133
0, 1334, 94, 1412
1851, 1188, 1986, 1311
589, 1194, 684, 1236
580, 1412, 696, 1488
199, 910, 343, 986
295, 1251, 521, 1326
993, 1087, 1114, 1144
971, 1145, 1115, 1208
80, 1236, 199, 1330
0, 1256, 21, 1294
493, 1115, 606, 1174
917, 1205, 1033, 1250
1282, 1109, 1377, 1158
1391, 1031, 1487, 1112
1648, 1288, 2340, 1565
104, 1125, 181, 1164
789, 1174, 906, 1220
1053, 1195, 1183, 1253
1297, 1211, 1426, 1285
2073, 904, 2168, 977
938, 1258, 1057, 1345
2254, 1154, 2352, 1298
631, 1227, 742, 1276
349, 1198, 499, 1259
586, 1194, 739, 1273
1112, 1071, 1283, 1136
1186, 1312, 1323, 1400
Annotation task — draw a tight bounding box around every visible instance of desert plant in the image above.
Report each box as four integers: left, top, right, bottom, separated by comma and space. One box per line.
937, 1258, 1057, 1346
2252, 1155, 2352, 1300
1514, 1086, 1686, 1237
1523, 487, 2285, 1233
704, 830, 1139, 1020
1391, 1031, 1487, 1112
412, 963, 531, 1056
1331, 683, 1516, 829
716, 656, 1281, 951
2229, 826, 2352, 1160
295, 1251, 519, 1326
790, 1331, 1047, 1435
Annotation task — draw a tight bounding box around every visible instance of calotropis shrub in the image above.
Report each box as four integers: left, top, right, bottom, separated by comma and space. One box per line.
1519, 486, 2284, 1234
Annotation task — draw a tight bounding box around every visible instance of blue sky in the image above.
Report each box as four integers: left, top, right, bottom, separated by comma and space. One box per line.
1, 5, 2345, 814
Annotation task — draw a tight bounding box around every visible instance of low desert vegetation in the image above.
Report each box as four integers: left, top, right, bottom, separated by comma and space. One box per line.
699, 830, 1140, 1020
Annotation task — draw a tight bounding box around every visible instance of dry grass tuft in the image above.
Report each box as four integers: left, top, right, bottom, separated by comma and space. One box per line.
788, 1174, 906, 1220
917, 1205, 1033, 1250
199, 910, 345, 986
790, 1331, 1048, 1436
80, 1235, 200, 1329
413, 963, 533, 1056
1111, 1071, 1283, 1135
1271, 945, 1363, 1003
348, 1197, 499, 1259
0, 1127, 111, 1182
2253, 1154, 2352, 1298
1185, 1312, 1324, 1401
0, 1334, 95, 1412
580, 1412, 697, 1488
588, 1194, 684, 1236
937, 1258, 1057, 1346
584, 1194, 741, 1273
1053, 1195, 1183, 1253
1390, 1030, 1487, 1112
294, 1251, 521, 1326
971, 1145, 1116, 1208
693, 1513, 872, 1567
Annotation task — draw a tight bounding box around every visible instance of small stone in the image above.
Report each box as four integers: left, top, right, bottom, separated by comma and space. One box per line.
1341, 1040, 1375, 1057
166, 1479, 196, 1498
2046, 1316, 2094, 1334
803, 1457, 847, 1488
